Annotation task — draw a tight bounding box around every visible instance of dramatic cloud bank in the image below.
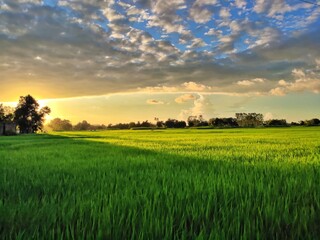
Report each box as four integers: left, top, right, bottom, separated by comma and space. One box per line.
0, 0, 320, 101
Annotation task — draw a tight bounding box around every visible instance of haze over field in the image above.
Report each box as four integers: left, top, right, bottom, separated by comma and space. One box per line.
1, 0, 319, 123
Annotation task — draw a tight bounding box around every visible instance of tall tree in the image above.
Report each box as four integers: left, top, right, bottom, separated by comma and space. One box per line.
0, 104, 5, 121
235, 113, 263, 127
73, 120, 91, 131
14, 95, 51, 133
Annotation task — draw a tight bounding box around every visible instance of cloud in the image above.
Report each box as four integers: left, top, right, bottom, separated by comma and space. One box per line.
187, 38, 207, 49
102, 7, 126, 22
237, 78, 265, 86
189, 2, 213, 23
253, 0, 313, 20
0, 0, 319, 102
270, 68, 320, 96
316, 58, 320, 69
179, 94, 214, 120
269, 87, 286, 96
182, 82, 211, 91
194, 0, 218, 6
205, 28, 221, 36
278, 80, 289, 86
220, 8, 231, 19
34, 56, 42, 61
235, 0, 246, 9
292, 68, 306, 78
175, 94, 196, 103
138, 86, 179, 93
264, 112, 274, 120
146, 99, 164, 104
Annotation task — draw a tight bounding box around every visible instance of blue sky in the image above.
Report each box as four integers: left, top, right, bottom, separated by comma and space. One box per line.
0, 0, 319, 123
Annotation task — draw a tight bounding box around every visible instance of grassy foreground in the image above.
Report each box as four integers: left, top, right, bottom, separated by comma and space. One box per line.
0, 127, 320, 239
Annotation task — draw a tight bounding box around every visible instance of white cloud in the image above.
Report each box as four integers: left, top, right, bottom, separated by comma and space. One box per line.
253, 0, 310, 19
138, 85, 178, 93
250, 27, 281, 48
175, 94, 196, 103
229, 21, 241, 33
292, 68, 305, 78
316, 58, 320, 69
270, 87, 286, 96
264, 112, 273, 120
34, 56, 42, 61
179, 94, 214, 120
188, 38, 207, 48
194, 0, 218, 6
235, 0, 246, 9
237, 78, 265, 86
205, 28, 221, 36
278, 80, 288, 86
270, 69, 320, 96
253, 0, 267, 14
183, 81, 211, 91
102, 7, 126, 22
189, 4, 213, 23
237, 80, 255, 86
147, 14, 188, 35
0, 3, 11, 11
220, 8, 231, 19
110, 32, 124, 39
287, 79, 320, 94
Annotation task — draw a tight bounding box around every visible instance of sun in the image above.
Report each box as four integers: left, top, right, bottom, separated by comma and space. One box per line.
38, 99, 48, 109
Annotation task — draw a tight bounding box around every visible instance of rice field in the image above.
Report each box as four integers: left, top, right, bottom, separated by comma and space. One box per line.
0, 127, 320, 239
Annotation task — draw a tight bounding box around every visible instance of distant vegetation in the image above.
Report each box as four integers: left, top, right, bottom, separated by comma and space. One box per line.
1, 94, 319, 134
47, 114, 320, 131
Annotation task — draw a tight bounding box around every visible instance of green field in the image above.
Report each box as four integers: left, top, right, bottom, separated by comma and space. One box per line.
1, 127, 320, 239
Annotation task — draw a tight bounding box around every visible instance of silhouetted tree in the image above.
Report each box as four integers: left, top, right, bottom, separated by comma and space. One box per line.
14, 95, 51, 133
305, 118, 320, 126
165, 119, 175, 128
235, 113, 263, 127
0, 104, 3, 121
299, 120, 305, 126
156, 121, 165, 128
164, 119, 186, 128
47, 118, 73, 131
93, 124, 107, 130
265, 119, 287, 127
175, 120, 187, 128
141, 120, 153, 128
187, 116, 197, 127
188, 115, 208, 127
209, 118, 238, 127
73, 120, 91, 131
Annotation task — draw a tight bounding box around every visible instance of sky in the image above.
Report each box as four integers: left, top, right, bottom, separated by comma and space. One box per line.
0, 0, 319, 124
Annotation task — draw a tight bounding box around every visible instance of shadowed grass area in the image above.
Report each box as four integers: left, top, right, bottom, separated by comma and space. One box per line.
0, 128, 320, 239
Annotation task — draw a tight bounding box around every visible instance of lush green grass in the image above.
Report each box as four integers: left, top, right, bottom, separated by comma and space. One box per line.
0, 127, 320, 239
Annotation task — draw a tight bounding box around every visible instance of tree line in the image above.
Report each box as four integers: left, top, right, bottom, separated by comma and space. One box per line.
1, 95, 319, 134
47, 114, 320, 131
47, 119, 107, 131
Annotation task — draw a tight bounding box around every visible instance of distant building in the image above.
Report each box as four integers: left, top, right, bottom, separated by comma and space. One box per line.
0, 122, 17, 135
